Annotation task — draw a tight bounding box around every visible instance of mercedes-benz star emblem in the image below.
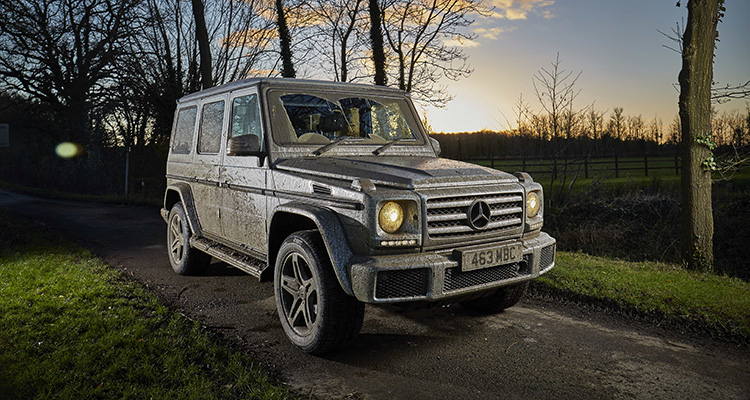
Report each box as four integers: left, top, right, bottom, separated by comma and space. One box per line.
467, 200, 491, 230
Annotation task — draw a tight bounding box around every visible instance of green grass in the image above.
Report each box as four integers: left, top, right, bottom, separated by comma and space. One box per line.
536, 251, 750, 341
0, 209, 292, 400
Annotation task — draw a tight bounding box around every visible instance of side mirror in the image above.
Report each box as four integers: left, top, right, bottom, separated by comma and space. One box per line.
429, 136, 441, 156
227, 135, 262, 156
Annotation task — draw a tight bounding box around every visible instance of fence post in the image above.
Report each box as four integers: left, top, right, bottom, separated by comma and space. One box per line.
675, 153, 679, 175
615, 154, 619, 178
644, 153, 649, 177
124, 146, 131, 197
491, 157, 495, 169
553, 157, 558, 180
584, 158, 589, 179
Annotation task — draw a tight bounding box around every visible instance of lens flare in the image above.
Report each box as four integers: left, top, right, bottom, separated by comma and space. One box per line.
55, 142, 83, 159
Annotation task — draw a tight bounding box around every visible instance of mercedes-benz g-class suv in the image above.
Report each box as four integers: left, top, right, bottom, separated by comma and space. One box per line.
162, 78, 556, 354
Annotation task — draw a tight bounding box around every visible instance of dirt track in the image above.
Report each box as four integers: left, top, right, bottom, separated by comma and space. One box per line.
2, 189, 748, 400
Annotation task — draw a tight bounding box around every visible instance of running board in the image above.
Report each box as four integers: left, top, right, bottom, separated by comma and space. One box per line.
190, 237, 267, 279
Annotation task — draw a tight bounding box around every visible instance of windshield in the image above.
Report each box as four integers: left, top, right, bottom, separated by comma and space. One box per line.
268, 89, 424, 150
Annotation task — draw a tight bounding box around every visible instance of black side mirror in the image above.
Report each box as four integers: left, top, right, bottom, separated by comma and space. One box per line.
228, 135, 262, 156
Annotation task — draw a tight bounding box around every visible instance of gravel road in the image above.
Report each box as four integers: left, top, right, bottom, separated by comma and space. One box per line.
2, 189, 748, 400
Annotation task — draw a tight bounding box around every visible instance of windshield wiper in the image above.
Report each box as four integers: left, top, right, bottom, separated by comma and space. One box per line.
373, 138, 406, 156
313, 136, 361, 156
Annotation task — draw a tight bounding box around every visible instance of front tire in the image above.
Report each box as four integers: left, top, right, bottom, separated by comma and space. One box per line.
167, 203, 211, 275
274, 231, 364, 354
461, 282, 529, 313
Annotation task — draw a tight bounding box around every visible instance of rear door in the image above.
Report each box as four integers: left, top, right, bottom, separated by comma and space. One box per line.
191, 96, 227, 236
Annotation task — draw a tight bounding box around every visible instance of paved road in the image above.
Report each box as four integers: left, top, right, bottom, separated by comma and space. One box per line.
2, 189, 748, 400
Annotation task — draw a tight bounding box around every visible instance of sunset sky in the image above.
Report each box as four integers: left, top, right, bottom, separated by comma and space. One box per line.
421, 0, 750, 133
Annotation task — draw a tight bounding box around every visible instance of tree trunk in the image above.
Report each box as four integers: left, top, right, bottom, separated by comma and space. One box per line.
678, 0, 720, 271
276, 0, 296, 78
190, 0, 212, 89
368, 0, 386, 86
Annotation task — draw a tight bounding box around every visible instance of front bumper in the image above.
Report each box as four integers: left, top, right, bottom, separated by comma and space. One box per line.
349, 232, 556, 303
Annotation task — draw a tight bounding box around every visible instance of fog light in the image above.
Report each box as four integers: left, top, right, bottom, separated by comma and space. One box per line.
381, 239, 417, 247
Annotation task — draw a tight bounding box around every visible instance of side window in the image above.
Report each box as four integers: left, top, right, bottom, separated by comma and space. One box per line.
172, 106, 197, 154
227, 94, 262, 156
229, 94, 262, 143
198, 100, 225, 154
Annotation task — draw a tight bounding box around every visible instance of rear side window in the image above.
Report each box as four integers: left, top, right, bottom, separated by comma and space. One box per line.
172, 106, 197, 154
198, 100, 225, 154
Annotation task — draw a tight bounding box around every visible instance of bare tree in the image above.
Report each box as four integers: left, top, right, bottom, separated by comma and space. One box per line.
668, 115, 682, 145
628, 114, 645, 141
532, 53, 583, 140
369, 0, 387, 85
0, 0, 141, 145
381, 0, 490, 106
678, 0, 722, 271
276, 0, 296, 77
191, 0, 213, 88
608, 107, 626, 140
306, 0, 368, 82
712, 80, 750, 103
648, 115, 664, 145
587, 107, 607, 140
213, 0, 277, 83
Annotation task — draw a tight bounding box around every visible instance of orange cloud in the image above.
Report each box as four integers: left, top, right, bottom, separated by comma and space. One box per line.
444, 36, 480, 48
474, 26, 516, 40
486, 0, 555, 20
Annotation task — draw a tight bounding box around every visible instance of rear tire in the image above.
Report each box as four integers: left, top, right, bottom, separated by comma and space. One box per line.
460, 282, 528, 313
167, 203, 211, 275
274, 231, 364, 354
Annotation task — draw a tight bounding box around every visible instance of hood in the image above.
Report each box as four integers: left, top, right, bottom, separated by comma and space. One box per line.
275, 156, 518, 189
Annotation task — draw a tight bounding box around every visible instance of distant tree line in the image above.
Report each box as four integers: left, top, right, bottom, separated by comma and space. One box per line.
432, 105, 750, 161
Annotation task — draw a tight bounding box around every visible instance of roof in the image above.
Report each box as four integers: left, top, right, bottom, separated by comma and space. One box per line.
177, 77, 407, 104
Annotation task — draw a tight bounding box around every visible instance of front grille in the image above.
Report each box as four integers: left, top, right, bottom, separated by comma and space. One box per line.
444, 259, 529, 292
375, 269, 430, 299
425, 191, 524, 239
540, 244, 555, 269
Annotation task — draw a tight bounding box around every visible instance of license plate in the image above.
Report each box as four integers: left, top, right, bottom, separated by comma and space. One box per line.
459, 243, 523, 272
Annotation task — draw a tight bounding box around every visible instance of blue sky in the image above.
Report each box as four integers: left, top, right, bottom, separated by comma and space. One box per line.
424, 0, 750, 133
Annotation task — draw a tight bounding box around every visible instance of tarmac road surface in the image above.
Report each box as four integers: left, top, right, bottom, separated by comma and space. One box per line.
2, 189, 748, 400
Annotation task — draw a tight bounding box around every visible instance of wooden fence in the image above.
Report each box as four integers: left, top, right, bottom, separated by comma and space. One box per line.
465, 154, 681, 180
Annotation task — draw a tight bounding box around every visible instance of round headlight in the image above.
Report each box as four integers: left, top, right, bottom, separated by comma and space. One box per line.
378, 201, 404, 234
527, 192, 541, 219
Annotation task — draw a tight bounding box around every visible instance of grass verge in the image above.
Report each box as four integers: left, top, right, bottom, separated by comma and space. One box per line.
0, 209, 292, 400
531, 251, 750, 343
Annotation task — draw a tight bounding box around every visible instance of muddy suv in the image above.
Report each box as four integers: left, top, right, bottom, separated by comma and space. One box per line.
162, 78, 556, 354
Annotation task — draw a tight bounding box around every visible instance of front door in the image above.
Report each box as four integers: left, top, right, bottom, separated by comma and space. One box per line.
220, 90, 267, 254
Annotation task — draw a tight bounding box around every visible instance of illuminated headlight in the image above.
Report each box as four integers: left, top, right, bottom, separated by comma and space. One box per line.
378, 201, 404, 234
526, 191, 541, 219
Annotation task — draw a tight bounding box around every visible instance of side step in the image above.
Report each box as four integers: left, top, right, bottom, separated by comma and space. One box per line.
190, 237, 267, 279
